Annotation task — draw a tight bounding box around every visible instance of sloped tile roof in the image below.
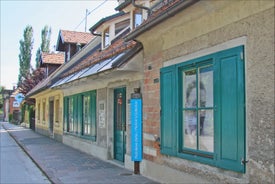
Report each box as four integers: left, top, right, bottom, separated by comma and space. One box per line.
60, 30, 94, 44
41, 52, 65, 65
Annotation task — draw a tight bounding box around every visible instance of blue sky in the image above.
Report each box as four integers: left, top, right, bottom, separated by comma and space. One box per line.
0, 0, 118, 89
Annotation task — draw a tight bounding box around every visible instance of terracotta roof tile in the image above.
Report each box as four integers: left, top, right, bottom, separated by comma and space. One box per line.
41, 52, 65, 65
60, 30, 94, 44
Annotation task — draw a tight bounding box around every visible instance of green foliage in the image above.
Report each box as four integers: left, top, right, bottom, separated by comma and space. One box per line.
35, 25, 52, 68
0, 86, 4, 110
18, 25, 34, 84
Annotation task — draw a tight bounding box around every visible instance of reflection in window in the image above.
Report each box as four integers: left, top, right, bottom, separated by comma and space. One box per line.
182, 65, 214, 153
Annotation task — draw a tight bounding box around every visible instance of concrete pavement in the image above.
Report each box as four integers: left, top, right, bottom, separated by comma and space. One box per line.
1, 122, 158, 184
0, 125, 50, 184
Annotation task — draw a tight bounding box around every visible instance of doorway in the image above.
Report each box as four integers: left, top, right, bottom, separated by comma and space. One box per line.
49, 100, 54, 137
114, 87, 126, 162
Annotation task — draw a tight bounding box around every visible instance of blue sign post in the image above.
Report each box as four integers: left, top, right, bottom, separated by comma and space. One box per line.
131, 98, 142, 161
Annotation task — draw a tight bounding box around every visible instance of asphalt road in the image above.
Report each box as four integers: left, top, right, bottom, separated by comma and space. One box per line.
0, 124, 50, 184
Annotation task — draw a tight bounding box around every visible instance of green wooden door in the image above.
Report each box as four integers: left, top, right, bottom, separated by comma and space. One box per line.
215, 46, 245, 172
114, 87, 126, 162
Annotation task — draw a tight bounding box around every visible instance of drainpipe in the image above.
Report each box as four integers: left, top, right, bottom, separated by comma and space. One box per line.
132, 0, 152, 16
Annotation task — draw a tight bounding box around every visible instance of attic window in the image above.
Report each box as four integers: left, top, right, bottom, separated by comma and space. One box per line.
115, 19, 130, 35
103, 27, 110, 48
133, 9, 142, 28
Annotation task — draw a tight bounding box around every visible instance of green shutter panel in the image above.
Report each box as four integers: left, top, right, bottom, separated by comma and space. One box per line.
91, 91, 97, 139
160, 66, 176, 155
63, 97, 68, 132
215, 46, 245, 173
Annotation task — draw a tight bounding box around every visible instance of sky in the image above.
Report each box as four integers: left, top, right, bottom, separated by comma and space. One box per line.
0, 0, 118, 89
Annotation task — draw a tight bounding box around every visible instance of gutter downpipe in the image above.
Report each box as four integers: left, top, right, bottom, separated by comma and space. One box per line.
125, 0, 199, 41
132, 0, 152, 16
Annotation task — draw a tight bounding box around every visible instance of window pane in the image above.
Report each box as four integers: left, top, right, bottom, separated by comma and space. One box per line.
199, 65, 213, 107
183, 110, 197, 149
83, 95, 91, 135
104, 28, 110, 47
199, 110, 214, 152
69, 98, 74, 132
134, 9, 142, 28
183, 69, 197, 108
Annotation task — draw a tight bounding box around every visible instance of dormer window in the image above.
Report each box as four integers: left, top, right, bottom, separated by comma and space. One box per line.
103, 28, 110, 48
133, 9, 143, 28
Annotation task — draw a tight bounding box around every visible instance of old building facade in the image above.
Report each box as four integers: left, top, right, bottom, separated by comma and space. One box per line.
26, 0, 274, 183
123, 0, 274, 183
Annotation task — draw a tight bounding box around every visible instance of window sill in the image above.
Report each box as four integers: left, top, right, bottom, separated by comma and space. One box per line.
63, 132, 96, 142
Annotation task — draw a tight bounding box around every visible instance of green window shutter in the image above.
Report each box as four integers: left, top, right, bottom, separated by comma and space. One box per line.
91, 91, 97, 138
63, 97, 68, 132
160, 66, 177, 155
215, 46, 245, 173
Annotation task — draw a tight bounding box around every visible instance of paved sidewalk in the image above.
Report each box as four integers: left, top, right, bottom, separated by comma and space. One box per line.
1, 122, 158, 184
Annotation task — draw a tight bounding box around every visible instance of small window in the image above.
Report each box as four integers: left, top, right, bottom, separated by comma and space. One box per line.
133, 9, 142, 28
103, 28, 110, 48
115, 19, 130, 35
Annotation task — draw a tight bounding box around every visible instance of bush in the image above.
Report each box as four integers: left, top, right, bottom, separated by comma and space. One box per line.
9, 113, 13, 122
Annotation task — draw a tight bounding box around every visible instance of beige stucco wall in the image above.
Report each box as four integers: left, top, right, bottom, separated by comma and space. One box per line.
34, 89, 64, 140
137, 1, 274, 183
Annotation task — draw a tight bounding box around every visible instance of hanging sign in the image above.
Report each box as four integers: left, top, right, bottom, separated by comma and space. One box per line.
131, 98, 142, 161
15, 93, 25, 103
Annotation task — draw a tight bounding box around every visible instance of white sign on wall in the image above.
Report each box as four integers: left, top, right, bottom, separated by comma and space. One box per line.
98, 101, 105, 128
13, 101, 20, 108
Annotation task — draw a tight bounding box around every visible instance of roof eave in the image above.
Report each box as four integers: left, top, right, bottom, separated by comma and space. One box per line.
89, 12, 125, 33
115, 0, 131, 11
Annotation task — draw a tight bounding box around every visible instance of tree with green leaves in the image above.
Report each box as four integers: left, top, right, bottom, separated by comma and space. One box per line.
18, 25, 33, 85
35, 25, 52, 68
